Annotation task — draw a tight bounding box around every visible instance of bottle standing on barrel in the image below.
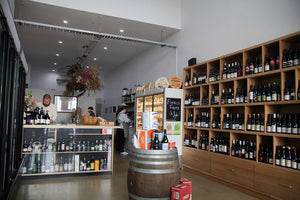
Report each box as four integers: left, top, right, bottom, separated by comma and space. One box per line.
162, 129, 169, 150
153, 133, 160, 150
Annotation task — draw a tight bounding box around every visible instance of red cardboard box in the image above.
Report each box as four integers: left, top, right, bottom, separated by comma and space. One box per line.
171, 183, 191, 200
181, 177, 192, 200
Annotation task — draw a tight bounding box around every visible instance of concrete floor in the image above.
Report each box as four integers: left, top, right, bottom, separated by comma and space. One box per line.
15, 152, 260, 200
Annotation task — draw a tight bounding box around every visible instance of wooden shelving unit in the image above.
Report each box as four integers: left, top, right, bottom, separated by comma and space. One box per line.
183, 31, 300, 200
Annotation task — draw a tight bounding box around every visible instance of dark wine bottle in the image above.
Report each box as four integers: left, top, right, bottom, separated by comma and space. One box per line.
284, 81, 290, 101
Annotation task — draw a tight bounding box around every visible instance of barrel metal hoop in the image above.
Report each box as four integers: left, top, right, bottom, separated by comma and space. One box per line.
130, 152, 177, 159
128, 165, 180, 174
128, 192, 170, 200
130, 147, 178, 155
130, 158, 179, 165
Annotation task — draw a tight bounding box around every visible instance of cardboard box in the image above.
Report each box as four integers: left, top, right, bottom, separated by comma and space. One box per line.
138, 130, 154, 149
142, 112, 158, 130
169, 142, 176, 149
181, 177, 192, 200
171, 183, 191, 200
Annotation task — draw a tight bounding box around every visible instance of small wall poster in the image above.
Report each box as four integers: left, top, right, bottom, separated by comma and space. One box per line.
165, 122, 181, 135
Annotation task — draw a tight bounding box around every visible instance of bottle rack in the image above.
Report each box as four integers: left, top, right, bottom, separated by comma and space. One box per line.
183, 31, 300, 200
21, 125, 117, 176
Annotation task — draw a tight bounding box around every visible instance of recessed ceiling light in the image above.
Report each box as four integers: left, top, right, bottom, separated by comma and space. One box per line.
56, 53, 60, 56
63, 20, 68, 24
93, 57, 97, 61
58, 40, 63, 44
52, 69, 55, 72
120, 29, 124, 33
104, 46, 107, 50
54, 62, 57, 65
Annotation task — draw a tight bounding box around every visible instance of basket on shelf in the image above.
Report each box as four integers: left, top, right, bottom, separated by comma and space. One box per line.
81, 109, 98, 125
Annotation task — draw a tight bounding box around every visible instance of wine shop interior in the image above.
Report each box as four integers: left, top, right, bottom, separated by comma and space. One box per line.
1, 0, 300, 200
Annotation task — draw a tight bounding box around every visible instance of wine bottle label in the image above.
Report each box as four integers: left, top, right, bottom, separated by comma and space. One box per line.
292, 161, 297, 169
275, 159, 280, 165
294, 59, 299, 66
259, 66, 262, 73
286, 160, 291, 168
249, 152, 253, 159
287, 60, 293, 67
272, 125, 276, 133
232, 124, 236, 130
267, 96, 271, 101
277, 127, 281, 133
269, 158, 273, 164
249, 92, 253, 100
248, 124, 251, 130
23, 148, 27, 153
298, 163, 300, 170
284, 95, 290, 101
261, 125, 265, 132
272, 94, 277, 101
256, 125, 260, 131
162, 143, 169, 150
282, 127, 286, 133
287, 127, 291, 134
251, 124, 255, 131
292, 128, 297, 134
282, 61, 287, 68
267, 126, 272, 132
265, 64, 270, 71
280, 159, 286, 167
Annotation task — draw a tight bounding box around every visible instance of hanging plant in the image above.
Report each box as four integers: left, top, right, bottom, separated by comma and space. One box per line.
61, 64, 103, 97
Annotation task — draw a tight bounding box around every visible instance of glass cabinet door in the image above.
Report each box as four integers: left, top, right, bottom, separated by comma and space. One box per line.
136, 97, 144, 131
153, 94, 164, 131
144, 96, 153, 112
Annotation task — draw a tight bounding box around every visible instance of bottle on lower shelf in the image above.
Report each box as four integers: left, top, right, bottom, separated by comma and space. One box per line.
231, 139, 256, 160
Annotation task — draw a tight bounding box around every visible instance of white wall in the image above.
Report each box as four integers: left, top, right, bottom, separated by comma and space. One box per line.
103, 0, 300, 121
31, 0, 181, 29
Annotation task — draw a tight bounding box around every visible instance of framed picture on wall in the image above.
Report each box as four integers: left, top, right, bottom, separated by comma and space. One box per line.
54, 95, 77, 113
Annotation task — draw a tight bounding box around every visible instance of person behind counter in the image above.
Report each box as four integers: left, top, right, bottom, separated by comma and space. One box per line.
116, 103, 131, 155
38, 94, 57, 123
71, 107, 82, 124
88, 106, 96, 117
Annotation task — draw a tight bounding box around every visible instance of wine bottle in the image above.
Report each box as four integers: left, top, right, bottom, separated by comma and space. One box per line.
290, 81, 295, 100
280, 146, 286, 167
282, 49, 288, 68
286, 146, 292, 168
275, 146, 281, 166
287, 48, 294, 67
294, 48, 299, 66
265, 56, 270, 72
162, 129, 169, 150
258, 144, 264, 162
298, 80, 300, 100
245, 59, 250, 75
270, 56, 275, 71
249, 85, 254, 103
292, 147, 297, 169
153, 133, 160, 150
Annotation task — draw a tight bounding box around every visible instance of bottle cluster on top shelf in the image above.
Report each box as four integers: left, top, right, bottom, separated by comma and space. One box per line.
249, 82, 281, 103
222, 61, 243, 80
246, 57, 263, 75
282, 48, 299, 68
267, 113, 300, 134
23, 137, 112, 153
275, 145, 300, 170
258, 144, 273, 164
210, 137, 229, 155
222, 113, 245, 130
264, 54, 280, 72
231, 139, 256, 160
209, 67, 220, 83
23, 107, 51, 125
186, 71, 207, 87
247, 113, 265, 132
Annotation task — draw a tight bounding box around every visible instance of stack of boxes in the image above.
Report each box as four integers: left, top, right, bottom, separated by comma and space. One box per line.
171, 177, 192, 200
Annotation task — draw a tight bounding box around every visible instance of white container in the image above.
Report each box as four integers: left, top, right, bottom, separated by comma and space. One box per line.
75, 155, 80, 172
142, 112, 158, 130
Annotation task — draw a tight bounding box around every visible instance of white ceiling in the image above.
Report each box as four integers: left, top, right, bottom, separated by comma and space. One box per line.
14, 0, 179, 75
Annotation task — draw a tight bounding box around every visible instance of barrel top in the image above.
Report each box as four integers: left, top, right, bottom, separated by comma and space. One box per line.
130, 146, 178, 155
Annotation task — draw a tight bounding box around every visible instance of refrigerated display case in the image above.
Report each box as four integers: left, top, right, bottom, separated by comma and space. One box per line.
135, 88, 183, 157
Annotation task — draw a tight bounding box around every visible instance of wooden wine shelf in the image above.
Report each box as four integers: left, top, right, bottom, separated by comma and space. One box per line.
183, 31, 300, 200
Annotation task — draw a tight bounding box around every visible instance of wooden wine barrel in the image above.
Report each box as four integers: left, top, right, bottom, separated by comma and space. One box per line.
127, 148, 181, 200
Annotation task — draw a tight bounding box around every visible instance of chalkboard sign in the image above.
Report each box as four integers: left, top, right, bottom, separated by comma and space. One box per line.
166, 98, 181, 121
